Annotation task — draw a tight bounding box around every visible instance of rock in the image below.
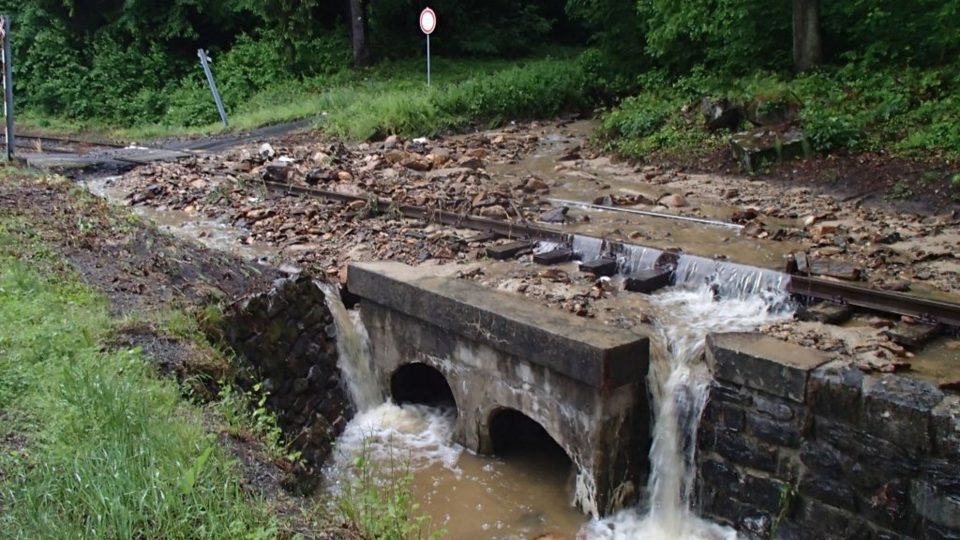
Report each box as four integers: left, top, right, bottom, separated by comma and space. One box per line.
384, 150, 406, 164
465, 148, 488, 159
659, 194, 688, 208
523, 177, 549, 192
383, 135, 400, 150
305, 169, 334, 185
337, 170, 354, 182
259, 143, 276, 160
722, 188, 740, 199
402, 157, 431, 172
263, 162, 291, 183
428, 148, 452, 166
730, 127, 810, 172
540, 207, 568, 223
458, 156, 485, 170
812, 224, 838, 238
732, 208, 759, 223
480, 205, 509, 219
701, 97, 744, 131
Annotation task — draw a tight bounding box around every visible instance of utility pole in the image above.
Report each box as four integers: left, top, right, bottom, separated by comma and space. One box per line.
1, 15, 14, 161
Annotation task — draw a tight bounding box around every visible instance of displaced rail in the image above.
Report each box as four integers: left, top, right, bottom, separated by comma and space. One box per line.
263, 180, 960, 328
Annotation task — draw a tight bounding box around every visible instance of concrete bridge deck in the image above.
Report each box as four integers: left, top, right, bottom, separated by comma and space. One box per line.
348, 261, 651, 516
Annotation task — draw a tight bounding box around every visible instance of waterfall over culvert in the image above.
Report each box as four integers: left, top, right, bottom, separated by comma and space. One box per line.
321, 257, 793, 539
584, 264, 794, 540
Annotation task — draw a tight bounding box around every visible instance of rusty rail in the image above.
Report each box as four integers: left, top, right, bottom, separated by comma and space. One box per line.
265, 180, 960, 328
788, 276, 960, 327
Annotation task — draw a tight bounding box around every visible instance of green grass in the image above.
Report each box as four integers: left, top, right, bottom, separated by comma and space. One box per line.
0, 215, 277, 539
17, 50, 596, 143
597, 62, 960, 162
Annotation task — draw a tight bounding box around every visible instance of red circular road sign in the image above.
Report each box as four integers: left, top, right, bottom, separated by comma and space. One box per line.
419, 7, 437, 35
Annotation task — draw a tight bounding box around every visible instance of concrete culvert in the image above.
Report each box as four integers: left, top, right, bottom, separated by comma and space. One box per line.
489, 408, 572, 468
390, 363, 457, 410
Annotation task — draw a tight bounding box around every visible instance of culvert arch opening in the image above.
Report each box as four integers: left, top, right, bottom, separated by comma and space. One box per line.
489, 408, 574, 486
390, 363, 457, 410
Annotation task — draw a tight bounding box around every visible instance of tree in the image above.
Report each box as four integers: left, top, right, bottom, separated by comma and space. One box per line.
792, 0, 822, 71
349, 0, 371, 67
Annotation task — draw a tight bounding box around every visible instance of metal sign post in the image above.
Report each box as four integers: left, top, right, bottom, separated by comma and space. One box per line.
419, 8, 436, 86
197, 49, 229, 128
1, 15, 14, 161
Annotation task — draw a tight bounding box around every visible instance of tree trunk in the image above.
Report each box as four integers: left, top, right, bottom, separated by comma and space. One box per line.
793, 0, 822, 72
349, 0, 372, 67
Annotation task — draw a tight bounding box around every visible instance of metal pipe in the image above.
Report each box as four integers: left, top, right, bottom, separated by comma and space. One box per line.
544, 197, 744, 230
2, 15, 14, 161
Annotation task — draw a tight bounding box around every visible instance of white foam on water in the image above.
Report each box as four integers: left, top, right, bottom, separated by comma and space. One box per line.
329, 402, 463, 474
582, 277, 793, 540
535, 240, 563, 254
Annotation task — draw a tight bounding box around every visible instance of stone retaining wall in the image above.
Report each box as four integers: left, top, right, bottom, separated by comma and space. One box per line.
698, 333, 960, 540
220, 276, 351, 488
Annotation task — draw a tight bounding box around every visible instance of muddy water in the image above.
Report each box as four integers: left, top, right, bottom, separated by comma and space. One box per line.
489, 121, 803, 269
85, 175, 278, 262
320, 286, 588, 539
324, 402, 588, 539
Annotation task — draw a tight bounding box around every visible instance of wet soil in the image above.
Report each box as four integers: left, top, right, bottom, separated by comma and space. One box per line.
670, 143, 960, 215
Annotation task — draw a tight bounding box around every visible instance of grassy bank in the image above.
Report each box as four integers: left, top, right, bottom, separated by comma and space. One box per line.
20, 50, 600, 142
597, 61, 960, 162
0, 210, 279, 538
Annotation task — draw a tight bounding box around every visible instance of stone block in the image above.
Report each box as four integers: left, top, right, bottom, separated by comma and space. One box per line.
809, 363, 864, 425
740, 473, 790, 515
699, 458, 741, 491
533, 248, 573, 265
800, 439, 852, 479
911, 480, 960, 530
932, 394, 960, 459
703, 399, 746, 432
794, 498, 873, 540
730, 127, 811, 172
710, 380, 753, 406
486, 241, 535, 260
798, 474, 858, 512
580, 257, 618, 277
883, 321, 942, 349
859, 479, 918, 536
816, 417, 919, 490
862, 374, 943, 453
747, 413, 803, 447
702, 425, 779, 472
624, 269, 672, 294
348, 261, 649, 390
708, 333, 831, 403
922, 457, 960, 492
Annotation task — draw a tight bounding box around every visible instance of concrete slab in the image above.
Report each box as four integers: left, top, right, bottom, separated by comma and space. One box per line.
348, 261, 649, 389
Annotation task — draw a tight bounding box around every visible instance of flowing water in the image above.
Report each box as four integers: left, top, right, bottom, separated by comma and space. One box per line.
319, 285, 588, 539
320, 259, 793, 539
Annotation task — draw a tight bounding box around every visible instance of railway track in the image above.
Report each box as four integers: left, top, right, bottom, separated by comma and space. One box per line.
261, 179, 960, 329
1, 132, 127, 151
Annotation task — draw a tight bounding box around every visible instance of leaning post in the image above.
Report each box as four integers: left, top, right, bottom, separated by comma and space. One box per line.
197, 49, 229, 128
1, 15, 14, 161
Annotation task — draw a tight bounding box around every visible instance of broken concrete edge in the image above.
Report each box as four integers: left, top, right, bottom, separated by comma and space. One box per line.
348, 261, 649, 390
701, 331, 960, 538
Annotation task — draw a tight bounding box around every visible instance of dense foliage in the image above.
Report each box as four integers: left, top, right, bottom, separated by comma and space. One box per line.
0, 0, 956, 158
